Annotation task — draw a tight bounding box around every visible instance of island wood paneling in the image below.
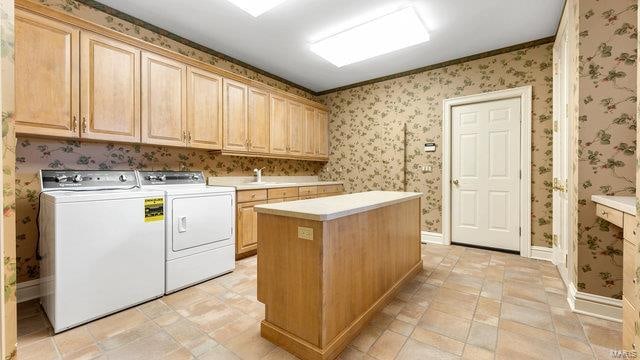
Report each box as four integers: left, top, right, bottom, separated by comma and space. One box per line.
257, 198, 421, 360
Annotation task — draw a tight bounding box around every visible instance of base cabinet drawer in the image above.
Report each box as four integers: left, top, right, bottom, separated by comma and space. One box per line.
623, 296, 637, 351
237, 189, 267, 203
299, 186, 318, 196
267, 187, 299, 199
318, 184, 343, 195
596, 204, 624, 228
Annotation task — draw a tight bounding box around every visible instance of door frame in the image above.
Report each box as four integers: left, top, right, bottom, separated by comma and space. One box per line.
442, 85, 532, 257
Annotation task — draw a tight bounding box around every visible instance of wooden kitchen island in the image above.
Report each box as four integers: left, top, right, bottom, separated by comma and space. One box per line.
255, 191, 423, 360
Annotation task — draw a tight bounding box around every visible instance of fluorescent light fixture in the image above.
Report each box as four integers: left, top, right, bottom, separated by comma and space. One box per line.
310, 6, 430, 67
225, 0, 288, 17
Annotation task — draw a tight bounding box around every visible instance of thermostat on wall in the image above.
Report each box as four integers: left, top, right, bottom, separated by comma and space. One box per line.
424, 143, 437, 152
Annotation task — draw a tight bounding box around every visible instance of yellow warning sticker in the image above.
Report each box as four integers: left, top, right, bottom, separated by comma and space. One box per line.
144, 198, 164, 222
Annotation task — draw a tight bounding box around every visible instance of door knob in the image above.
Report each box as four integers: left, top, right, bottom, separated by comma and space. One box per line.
452, 179, 459, 185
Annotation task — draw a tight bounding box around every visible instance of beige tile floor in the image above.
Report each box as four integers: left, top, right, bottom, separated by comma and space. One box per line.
17, 244, 622, 359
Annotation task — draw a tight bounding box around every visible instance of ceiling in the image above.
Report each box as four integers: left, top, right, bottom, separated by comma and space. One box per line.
96, 0, 565, 93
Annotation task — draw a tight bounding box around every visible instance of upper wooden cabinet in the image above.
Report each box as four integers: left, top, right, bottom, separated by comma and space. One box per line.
223, 79, 249, 152
270, 94, 288, 155
14, 5, 330, 161
303, 106, 316, 157
248, 87, 270, 153
315, 110, 329, 157
187, 66, 223, 150
15, 9, 79, 138
287, 101, 304, 156
141, 51, 187, 147
81, 32, 140, 143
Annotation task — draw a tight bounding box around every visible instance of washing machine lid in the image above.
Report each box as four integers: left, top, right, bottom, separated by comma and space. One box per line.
42, 189, 166, 203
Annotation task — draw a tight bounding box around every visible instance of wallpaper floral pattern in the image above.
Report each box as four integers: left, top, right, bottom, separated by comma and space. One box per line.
319, 45, 555, 248
2, 0, 16, 356
576, 0, 637, 299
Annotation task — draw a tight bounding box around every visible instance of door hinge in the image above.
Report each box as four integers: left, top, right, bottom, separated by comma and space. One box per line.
519, 227, 521, 236
565, 253, 568, 264
519, 170, 522, 179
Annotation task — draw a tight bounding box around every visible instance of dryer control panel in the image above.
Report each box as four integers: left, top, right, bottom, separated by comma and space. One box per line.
40, 170, 138, 190
138, 171, 205, 186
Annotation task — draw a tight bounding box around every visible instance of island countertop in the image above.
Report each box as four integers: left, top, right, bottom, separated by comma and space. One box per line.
254, 190, 423, 221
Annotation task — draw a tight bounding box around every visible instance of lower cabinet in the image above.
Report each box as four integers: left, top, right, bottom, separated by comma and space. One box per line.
235, 184, 345, 259
236, 200, 266, 259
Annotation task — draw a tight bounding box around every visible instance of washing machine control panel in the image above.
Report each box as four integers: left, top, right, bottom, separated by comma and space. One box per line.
138, 171, 205, 186
40, 170, 138, 189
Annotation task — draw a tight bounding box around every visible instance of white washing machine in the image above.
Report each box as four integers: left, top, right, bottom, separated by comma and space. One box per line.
138, 171, 236, 293
39, 170, 165, 333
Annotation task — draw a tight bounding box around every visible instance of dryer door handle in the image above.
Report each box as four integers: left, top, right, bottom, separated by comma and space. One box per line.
178, 216, 187, 233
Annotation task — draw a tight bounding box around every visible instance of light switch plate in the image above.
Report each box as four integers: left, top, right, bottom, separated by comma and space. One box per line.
298, 226, 313, 240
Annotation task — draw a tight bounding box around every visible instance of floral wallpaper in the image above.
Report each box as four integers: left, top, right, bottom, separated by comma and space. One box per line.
319, 44, 555, 248
1, 0, 16, 356
576, 0, 637, 299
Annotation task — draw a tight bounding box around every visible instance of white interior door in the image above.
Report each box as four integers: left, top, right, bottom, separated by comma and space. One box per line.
552, 25, 570, 282
451, 97, 521, 251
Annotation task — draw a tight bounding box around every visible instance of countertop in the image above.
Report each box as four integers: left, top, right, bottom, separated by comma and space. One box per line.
207, 176, 343, 190
254, 191, 423, 221
591, 195, 636, 215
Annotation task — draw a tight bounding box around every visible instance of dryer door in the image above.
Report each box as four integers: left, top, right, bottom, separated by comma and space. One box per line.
171, 193, 234, 251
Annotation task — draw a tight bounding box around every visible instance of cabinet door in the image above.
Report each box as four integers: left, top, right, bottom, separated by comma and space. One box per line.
141, 52, 187, 146
315, 109, 329, 158
303, 106, 316, 157
287, 100, 304, 155
81, 32, 140, 142
223, 79, 249, 151
269, 94, 288, 155
248, 87, 270, 153
236, 200, 266, 256
187, 66, 223, 150
15, 10, 79, 138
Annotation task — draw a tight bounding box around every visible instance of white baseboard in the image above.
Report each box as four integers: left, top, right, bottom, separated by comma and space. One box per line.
17, 279, 40, 303
421, 231, 444, 245
567, 282, 622, 322
530, 246, 553, 262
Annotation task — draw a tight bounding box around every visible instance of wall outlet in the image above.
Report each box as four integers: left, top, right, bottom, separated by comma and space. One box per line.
297, 226, 314, 240
422, 165, 433, 173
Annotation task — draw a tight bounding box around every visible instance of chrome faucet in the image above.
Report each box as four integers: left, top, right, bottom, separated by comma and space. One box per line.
253, 167, 265, 183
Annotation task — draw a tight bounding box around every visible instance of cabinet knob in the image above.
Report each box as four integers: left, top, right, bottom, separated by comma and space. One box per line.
81, 117, 87, 133
187, 131, 192, 143
72, 116, 78, 132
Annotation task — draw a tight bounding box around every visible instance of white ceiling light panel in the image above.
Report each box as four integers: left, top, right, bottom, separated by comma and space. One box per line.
310, 6, 430, 67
